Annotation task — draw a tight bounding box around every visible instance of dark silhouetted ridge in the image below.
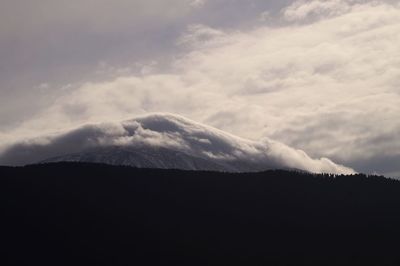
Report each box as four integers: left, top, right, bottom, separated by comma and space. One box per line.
1, 162, 400, 266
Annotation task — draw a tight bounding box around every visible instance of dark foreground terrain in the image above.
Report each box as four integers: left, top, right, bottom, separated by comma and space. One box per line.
2, 163, 400, 265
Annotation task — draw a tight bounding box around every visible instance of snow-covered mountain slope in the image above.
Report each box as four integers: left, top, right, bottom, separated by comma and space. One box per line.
40, 146, 231, 172
0, 113, 355, 174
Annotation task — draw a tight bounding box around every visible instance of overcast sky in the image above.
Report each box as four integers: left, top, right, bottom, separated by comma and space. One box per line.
1, 0, 400, 177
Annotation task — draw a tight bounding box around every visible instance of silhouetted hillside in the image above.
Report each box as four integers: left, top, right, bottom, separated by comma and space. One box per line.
2, 163, 400, 266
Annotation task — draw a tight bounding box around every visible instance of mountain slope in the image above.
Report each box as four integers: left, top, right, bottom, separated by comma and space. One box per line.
41, 146, 231, 171
0, 113, 354, 174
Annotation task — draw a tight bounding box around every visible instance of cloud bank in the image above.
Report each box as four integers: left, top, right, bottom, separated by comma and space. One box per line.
1, 0, 399, 176
0, 113, 354, 174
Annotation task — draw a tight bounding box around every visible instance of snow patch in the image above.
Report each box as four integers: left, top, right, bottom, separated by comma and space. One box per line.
0, 113, 355, 174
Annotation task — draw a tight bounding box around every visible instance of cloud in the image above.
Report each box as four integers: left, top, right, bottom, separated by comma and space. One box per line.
190, 0, 207, 8
177, 24, 226, 48
0, 0, 198, 36
259, 11, 272, 22
283, 0, 354, 22
0, 113, 354, 174
1, 0, 399, 176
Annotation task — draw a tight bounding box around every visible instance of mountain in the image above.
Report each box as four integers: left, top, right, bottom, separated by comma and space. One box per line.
0, 113, 354, 174
1, 163, 399, 266
41, 146, 231, 171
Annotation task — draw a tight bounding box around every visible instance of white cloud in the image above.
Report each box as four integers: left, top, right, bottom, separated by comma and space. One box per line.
1, 0, 400, 176
0, 113, 354, 174
177, 24, 226, 48
190, 0, 207, 8
283, 0, 354, 21
37, 83, 50, 92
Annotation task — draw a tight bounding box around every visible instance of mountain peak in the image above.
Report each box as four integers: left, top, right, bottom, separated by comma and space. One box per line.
0, 113, 355, 174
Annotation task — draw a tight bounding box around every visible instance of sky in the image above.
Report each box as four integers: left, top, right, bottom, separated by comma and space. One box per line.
0, 0, 399, 177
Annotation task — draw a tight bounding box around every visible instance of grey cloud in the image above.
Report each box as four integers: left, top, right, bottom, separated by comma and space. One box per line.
0, 123, 125, 165
347, 154, 400, 178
